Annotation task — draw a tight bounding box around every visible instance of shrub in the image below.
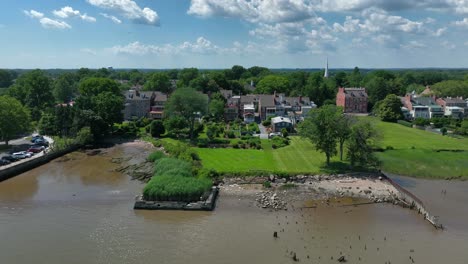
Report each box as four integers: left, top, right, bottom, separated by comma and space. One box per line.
263, 181, 272, 188
143, 175, 212, 202
281, 128, 289, 137
385, 146, 394, 150
413, 118, 429, 127
150, 120, 165, 137
147, 151, 165, 162
262, 120, 271, 126
271, 136, 289, 149
397, 120, 412, 128
231, 142, 239, 148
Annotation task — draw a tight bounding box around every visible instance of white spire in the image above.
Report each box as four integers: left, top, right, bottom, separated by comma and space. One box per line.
324, 57, 329, 78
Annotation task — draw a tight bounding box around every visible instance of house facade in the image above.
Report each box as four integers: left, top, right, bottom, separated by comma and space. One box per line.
271, 117, 293, 132
123, 90, 168, 120
336, 88, 368, 113
403, 94, 444, 119
436, 97, 467, 118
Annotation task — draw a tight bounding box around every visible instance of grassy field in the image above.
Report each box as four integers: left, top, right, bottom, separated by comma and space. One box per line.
196, 137, 344, 174
195, 117, 468, 179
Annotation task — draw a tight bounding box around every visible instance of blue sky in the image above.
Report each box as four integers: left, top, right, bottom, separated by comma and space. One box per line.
0, 0, 467, 69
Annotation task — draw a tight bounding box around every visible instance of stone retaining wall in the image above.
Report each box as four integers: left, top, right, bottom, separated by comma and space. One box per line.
134, 187, 219, 211
0, 145, 80, 182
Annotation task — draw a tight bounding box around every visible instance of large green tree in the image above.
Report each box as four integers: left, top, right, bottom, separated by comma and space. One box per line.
8, 69, 54, 121
347, 120, 380, 168
337, 115, 355, 161
75, 78, 123, 138
209, 98, 225, 121
144, 72, 171, 93
54, 72, 77, 103
0, 96, 31, 146
256, 75, 290, 94
299, 105, 342, 165
165, 87, 208, 140
377, 94, 403, 122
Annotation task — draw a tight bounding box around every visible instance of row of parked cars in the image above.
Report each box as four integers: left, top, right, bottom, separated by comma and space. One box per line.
0, 135, 48, 167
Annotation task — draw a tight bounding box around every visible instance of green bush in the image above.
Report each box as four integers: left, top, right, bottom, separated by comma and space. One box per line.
271, 136, 289, 149
397, 120, 412, 127
413, 118, 429, 127
262, 120, 271, 126
197, 168, 219, 179
263, 181, 272, 188
147, 151, 165, 162
143, 175, 212, 202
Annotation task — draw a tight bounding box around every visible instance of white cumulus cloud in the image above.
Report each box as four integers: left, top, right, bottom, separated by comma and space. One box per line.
100, 13, 122, 24
39, 17, 72, 29
453, 17, 468, 27
87, 0, 159, 25
53, 6, 96, 22
24, 9, 71, 29
23, 10, 44, 19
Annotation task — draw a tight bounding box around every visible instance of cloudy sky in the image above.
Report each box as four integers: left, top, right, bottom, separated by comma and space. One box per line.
0, 0, 467, 69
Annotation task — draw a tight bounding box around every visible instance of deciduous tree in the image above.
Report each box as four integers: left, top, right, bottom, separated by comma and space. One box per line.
298, 105, 342, 165
0, 96, 31, 146
347, 121, 380, 168
165, 87, 208, 140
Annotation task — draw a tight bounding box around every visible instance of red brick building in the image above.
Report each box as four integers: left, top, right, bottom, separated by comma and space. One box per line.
336, 87, 368, 113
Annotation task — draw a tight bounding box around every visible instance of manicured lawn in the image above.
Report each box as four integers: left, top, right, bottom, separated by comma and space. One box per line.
196, 137, 342, 174
195, 118, 468, 178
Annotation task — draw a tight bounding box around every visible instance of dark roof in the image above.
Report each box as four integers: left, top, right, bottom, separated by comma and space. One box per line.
154, 91, 167, 102
413, 96, 436, 106
443, 97, 465, 104
344, 88, 367, 98
284, 96, 311, 106
257, 94, 276, 107
220, 89, 233, 99
240, 95, 257, 105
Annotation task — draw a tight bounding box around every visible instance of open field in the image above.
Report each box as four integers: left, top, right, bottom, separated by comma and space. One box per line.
195, 117, 468, 179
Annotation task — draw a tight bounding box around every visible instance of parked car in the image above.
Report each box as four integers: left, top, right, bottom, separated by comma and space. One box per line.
12, 151, 32, 159
31, 135, 44, 143
0, 159, 11, 166
2, 155, 19, 162
33, 139, 49, 147
28, 145, 45, 153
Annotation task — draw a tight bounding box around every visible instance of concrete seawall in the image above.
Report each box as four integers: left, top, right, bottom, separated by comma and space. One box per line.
382, 173, 443, 229
134, 187, 219, 211
0, 145, 80, 182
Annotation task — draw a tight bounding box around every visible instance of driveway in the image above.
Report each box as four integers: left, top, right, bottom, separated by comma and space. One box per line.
257, 123, 269, 140
0, 136, 54, 170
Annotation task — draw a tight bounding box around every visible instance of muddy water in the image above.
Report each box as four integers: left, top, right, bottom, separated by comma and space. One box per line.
0, 145, 467, 264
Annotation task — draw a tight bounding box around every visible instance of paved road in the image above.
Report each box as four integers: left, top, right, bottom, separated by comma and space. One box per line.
257, 124, 269, 139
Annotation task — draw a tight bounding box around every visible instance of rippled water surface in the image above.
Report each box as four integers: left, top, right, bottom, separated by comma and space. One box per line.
0, 146, 467, 264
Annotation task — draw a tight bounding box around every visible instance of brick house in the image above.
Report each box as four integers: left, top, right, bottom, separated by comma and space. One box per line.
336, 88, 368, 113
149, 92, 168, 119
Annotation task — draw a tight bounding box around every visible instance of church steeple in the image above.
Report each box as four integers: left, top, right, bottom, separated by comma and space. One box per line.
324, 57, 329, 78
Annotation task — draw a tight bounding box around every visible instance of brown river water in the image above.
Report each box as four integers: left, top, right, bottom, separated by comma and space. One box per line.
0, 144, 467, 264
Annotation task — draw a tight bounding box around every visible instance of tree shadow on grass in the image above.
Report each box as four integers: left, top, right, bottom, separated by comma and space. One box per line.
319, 161, 377, 174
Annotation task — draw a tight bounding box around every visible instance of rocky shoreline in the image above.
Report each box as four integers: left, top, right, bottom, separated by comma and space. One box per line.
221, 173, 405, 211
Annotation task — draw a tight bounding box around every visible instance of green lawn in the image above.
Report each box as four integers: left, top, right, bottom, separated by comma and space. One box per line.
366, 117, 468, 179
366, 117, 468, 150
195, 117, 468, 179
196, 137, 343, 174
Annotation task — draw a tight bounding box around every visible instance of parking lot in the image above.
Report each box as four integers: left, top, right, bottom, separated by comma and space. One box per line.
0, 136, 53, 171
